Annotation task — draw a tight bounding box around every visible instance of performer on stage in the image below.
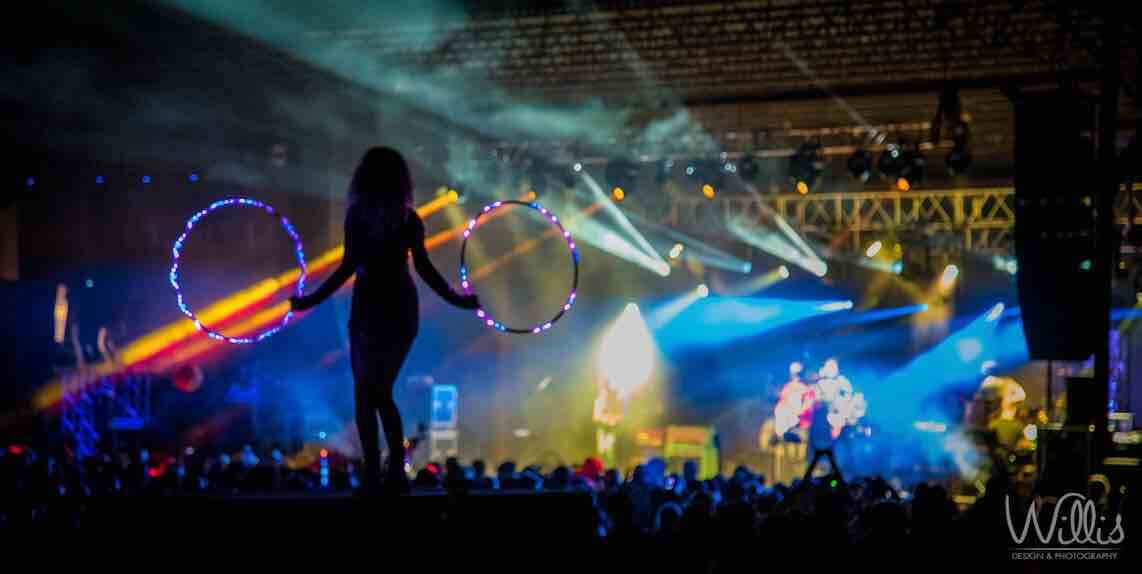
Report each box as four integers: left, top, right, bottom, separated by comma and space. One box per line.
773, 361, 813, 440
291, 147, 479, 494
814, 358, 866, 439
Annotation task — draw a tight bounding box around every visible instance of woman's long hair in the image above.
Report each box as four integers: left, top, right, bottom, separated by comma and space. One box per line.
348, 147, 414, 236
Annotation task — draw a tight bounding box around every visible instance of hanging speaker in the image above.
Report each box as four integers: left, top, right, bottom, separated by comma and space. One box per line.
1013, 91, 1101, 360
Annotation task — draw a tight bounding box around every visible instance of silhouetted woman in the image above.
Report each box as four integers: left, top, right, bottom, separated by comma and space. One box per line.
291, 147, 477, 493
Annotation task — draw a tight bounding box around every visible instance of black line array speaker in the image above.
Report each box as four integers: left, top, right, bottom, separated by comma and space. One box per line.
1013, 91, 1100, 360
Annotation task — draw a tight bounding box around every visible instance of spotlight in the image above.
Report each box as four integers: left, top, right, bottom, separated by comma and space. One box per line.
452, 186, 468, 205
940, 264, 959, 289
685, 165, 696, 176
882, 142, 925, 190
188, 172, 200, 183
669, 243, 685, 259
847, 149, 874, 182
697, 284, 710, 298
142, 175, 152, 185
606, 160, 639, 200
701, 183, 716, 199
778, 265, 790, 278
891, 260, 904, 274
95, 175, 105, 185
572, 162, 583, 173
878, 143, 906, 178
789, 141, 824, 193
25, 177, 35, 188
436, 185, 465, 204
865, 241, 883, 258
598, 303, 656, 397
817, 300, 854, 311
738, 154, 760, 180
985, 302, 1005, 322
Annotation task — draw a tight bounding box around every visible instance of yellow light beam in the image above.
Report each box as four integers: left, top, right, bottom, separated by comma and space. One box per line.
32, 193, 460, 409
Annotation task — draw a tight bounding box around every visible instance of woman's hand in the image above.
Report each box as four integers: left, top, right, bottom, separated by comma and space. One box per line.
455, 293, 480, 310
289, 295, 313, 312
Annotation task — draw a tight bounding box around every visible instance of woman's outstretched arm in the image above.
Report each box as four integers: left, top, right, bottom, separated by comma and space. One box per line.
290, 211, 359, 312
291, 257, 354, 312
410, 212, 479, 310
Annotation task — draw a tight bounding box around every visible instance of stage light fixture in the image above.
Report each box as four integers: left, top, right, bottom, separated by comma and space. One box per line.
847, 149, 874, 182
882, 141, 925, 191
866, 241, 883, 258
778, 265, 790, 278
669, 243, 685, 259
606, 160, 639, 201
878, 143, 906, 178
188, 172, 200, 183
701, 183, 716, 199
572, 162, 583, 173
789, 141, 824, 193
697, 284, 710, 298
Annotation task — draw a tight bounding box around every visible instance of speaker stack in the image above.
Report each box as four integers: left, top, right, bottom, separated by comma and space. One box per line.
1013, 91, 1101, 360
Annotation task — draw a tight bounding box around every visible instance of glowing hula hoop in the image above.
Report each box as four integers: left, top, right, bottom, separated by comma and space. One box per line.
459, 200, 580, 334
169, 197, 307, 344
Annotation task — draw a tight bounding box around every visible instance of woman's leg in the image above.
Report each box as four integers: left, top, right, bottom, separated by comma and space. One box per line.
350, 334, 382, 483
350, 330, 415, 487
375, 337, 415, 480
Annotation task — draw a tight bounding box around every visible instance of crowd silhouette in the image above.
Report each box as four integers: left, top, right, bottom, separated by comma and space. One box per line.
2, 440, 1134, 567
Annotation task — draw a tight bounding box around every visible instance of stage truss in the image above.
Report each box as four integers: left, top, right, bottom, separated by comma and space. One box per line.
61, 374, 152, 458
656, 183, 1142, 256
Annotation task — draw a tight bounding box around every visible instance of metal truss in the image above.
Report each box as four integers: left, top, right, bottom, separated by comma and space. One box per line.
658, 184, 1142, 256
60, 374, 151, 458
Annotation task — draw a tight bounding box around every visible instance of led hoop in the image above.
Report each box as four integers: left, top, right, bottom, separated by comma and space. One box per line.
169, 197, 308, 344
459, 200, 580, 334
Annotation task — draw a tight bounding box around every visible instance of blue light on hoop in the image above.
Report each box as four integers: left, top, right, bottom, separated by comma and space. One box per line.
169, 197, 307, 344
459, 200, 580, 334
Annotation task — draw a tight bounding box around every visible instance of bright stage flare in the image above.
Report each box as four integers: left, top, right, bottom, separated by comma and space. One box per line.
598, 303, 657, 398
